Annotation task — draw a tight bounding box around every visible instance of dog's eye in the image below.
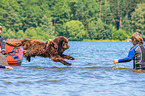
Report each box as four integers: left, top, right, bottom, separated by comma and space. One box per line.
63, 43, 66, 46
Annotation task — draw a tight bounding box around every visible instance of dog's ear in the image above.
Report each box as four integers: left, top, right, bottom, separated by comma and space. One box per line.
60, 36, 68, 43
53, 36, 68, 43
53, 36, 62, 49
53, 37, 59, 44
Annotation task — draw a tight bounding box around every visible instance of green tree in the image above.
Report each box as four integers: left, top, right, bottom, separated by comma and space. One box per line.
40, 16, 56, 38
25, 27, 37, 39
71, 0, 100, 28
121, 15, 133, 36
16, 30, 26, 39
88, 19, 113, 40
1, 0, 145, 41
51, 0, 71, 24
0, 0, 22, 32
108, 0, 141, 30
112, 29, 128, 40
131, 3, 145, 36
35, 27, 53, 41
63, 20, 88, 40
100, 0, 113, 24
2, 29, 16, 39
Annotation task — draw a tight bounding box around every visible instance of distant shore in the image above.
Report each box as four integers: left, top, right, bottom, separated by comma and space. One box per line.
83, 39, 131, 42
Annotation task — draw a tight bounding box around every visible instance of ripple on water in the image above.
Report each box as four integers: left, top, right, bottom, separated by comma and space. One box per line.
1, 41, 145, 96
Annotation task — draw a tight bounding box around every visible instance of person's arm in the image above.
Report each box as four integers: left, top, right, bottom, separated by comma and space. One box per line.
114, 46, 137, 63
114, 57, 131, 63
5, 66, 13, 69
1, 37, 5, 55
118, 57, 132, 63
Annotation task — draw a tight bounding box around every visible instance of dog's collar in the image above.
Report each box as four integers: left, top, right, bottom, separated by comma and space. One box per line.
51, 42, 57, 49
46, 41, 57, 50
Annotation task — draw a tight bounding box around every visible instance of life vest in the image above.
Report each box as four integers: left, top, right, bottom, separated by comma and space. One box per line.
134, 44, 145, 70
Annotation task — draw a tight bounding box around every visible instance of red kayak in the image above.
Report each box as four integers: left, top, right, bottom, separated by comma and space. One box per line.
0, 44, 23, 66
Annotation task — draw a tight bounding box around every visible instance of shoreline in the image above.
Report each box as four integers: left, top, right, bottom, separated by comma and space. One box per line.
82, 39, 131, 42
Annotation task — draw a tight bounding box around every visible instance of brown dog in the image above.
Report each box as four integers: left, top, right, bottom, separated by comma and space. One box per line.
6, 36, 74, 66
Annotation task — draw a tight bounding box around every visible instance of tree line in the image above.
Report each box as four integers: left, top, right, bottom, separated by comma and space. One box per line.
0, 0, 145, 41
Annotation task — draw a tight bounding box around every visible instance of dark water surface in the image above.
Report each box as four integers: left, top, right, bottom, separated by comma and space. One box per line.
1, 41, 145, 96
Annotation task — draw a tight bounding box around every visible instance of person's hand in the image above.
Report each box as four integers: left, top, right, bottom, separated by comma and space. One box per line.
5, 66, 13, 69
114, 59, 118, 63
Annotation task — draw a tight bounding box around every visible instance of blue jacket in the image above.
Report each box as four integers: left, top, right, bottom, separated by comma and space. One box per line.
118, 44, 145, 69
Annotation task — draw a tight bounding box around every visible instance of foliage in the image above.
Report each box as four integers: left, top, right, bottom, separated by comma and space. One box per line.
88, 19, 113, 40
63, 20, 88, 40
15, 30, 26, 39
112, 29, 128, 40
0, 0, 145, 41
131, 3, 145, 36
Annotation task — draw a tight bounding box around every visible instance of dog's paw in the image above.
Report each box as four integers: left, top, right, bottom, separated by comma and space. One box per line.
70, 57, 75, 60
66, 63, 72, 66
64, 62, 72, 66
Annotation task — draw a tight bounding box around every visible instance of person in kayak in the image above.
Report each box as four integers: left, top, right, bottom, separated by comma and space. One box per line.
0, 26, 13, 69
114, 32, 145, 70
0, 26, 5, 55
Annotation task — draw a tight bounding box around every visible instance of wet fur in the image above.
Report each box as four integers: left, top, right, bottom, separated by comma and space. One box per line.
7, 36, 74, 66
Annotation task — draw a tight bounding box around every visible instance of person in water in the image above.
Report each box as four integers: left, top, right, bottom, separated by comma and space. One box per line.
114, 32, 145, 70
0, 26, 13, 69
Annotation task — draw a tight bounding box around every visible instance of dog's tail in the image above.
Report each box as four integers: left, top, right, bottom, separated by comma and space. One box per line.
6, 39, 23, 47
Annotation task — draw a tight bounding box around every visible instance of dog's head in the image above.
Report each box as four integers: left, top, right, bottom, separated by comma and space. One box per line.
53, 36, 70, 53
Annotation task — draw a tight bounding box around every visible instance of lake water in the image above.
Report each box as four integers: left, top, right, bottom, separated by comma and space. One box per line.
0, 41, 145, 96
